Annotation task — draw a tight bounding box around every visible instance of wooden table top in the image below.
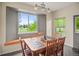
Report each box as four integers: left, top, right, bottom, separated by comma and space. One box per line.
23, 38, 46, 52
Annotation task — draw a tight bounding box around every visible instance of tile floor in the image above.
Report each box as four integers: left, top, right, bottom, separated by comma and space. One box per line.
1, 45, 79, 56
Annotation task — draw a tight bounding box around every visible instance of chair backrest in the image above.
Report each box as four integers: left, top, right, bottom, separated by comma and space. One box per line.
57, 37, 65, 52
53, 32, 60, 39
46, 39, 57, 56
19, 37, 25, 56
31, 32, 45, 41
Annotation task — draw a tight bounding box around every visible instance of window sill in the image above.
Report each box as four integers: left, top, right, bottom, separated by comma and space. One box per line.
18, 32, 38, 35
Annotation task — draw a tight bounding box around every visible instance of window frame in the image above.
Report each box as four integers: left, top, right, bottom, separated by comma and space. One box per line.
74, 15, 79, 33
54, 17, 65, 33
18, 11, 38, 34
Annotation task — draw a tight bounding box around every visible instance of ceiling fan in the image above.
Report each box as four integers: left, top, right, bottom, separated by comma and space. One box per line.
34, 2, 51, 13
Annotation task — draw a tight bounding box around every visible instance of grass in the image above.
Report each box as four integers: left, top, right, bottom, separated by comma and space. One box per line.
18, 27, 37, 33
18, 22, 37, 33
19, 27, 28, 33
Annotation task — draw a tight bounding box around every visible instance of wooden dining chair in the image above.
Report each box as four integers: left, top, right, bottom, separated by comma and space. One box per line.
19, 37, 32, 56
45, 39, 57, 56
57, 37, 65, 56
53, 32, 60, 39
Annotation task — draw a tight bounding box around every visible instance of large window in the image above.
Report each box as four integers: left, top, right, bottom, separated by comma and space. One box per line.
55, 17, 65, 35
18, 12, 37, 34
74, 15, 79, 33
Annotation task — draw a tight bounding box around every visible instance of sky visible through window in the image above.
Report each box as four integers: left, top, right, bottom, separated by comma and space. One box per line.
19, 12, 37, 25
18, 12, 37, 33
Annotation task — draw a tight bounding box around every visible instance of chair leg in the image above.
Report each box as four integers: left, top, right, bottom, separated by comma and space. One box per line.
61, 50, 63, 56
55, 53, 57, 56
55, 50, 58, 56
22, 51, 25, 56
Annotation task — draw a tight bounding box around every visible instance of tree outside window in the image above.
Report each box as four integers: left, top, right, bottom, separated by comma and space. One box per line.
18, 12, 37, 34
74, 15, 79, 32
55, 17, 65, 36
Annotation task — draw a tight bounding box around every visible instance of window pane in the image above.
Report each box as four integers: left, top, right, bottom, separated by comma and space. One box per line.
18, 12, 29, 33
55, 18, 65, 27
55, 17, 65, 34
75, 16, 79, 32
56, 28, 64, 32
27, 14, 37, 32
56, 28, 60, 32
60, 28, 64, 32
18, 12, 37, 33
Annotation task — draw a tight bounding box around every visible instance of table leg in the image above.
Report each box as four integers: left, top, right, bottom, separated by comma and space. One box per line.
32, 52, 39, 56
32, 52, 35, 56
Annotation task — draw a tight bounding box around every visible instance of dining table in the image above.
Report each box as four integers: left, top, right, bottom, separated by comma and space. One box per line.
23, 37, 53, 56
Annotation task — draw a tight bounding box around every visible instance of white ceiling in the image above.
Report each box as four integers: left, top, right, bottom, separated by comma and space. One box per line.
24, 2, 76, 11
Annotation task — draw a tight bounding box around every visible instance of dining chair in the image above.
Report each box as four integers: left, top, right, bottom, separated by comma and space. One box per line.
45, 39, 57, 56
19, 37, 32, 56
53, 32, 60, 39
57, 37, 65, 56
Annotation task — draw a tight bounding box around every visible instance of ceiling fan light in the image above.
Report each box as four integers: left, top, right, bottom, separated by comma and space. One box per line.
47, 10, 51, 13
34, 3, 52, 13
34, 4, 38, 10
47, 8, 51, 13
34, 7, 38, 10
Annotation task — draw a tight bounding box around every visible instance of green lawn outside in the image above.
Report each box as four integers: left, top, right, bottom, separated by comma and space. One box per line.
18, 22, 37, 33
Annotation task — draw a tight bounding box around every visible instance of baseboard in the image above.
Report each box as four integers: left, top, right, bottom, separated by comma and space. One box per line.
72, 47, 79, 52
0, 50, 22, 56
65, 43, 73, 47
64, 45, 79, 52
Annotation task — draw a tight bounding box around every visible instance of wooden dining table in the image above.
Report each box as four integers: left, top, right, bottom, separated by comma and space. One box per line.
23, 38, 51, 56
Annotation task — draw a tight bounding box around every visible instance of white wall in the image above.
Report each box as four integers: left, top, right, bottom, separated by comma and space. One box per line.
37, 14, 46, 34
4, 2, 46, 14
2, 44, 21, 54
0, 3, 1, 36
0, 3, 2, 55
52, 3, 79, 47
46, 13, 53, 37
0, 2, 7, 55
46, 3, 79, 48
6, 7, 18, 42
0, 2, 47, 55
